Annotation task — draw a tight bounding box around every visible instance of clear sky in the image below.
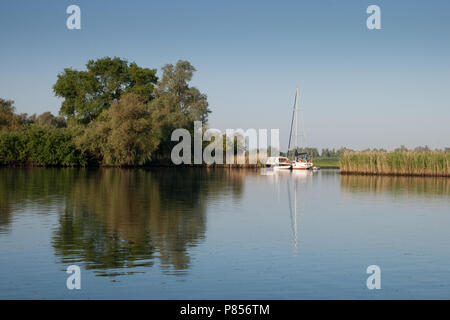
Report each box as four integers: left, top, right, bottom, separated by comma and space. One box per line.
1, 0, 449, 151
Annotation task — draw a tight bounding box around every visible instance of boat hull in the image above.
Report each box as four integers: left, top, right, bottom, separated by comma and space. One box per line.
291, 161, 313, 170
274, 165, 292, 170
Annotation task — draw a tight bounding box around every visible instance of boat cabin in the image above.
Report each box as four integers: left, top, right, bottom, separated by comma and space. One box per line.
265, 156, 291, 168
294, 152, 311, 163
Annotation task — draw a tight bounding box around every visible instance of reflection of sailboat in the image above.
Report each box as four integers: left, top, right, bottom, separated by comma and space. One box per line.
265, 169, 311, 253
286, 171, 311, 253
286, 175, 298, 252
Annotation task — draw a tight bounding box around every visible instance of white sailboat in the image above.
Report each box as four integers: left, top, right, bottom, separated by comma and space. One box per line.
288, 88, 313, 170
265, 156, 292, 170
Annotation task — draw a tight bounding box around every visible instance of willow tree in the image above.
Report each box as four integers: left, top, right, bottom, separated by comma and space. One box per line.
75, 93, 160, 166
149, 60, 211, 159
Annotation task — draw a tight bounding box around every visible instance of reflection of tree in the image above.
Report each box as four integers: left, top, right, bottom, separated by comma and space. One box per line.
0, 200, 12, 234
52, 168, 244, 276
0, 168, 77, 233
53, 203, 155, 273
341, 174, 450, 197
0, 168, 244, 275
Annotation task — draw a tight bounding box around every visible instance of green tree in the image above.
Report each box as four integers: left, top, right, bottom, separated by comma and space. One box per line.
75, 93, 160, 166
36, 111, 67, 128
0, 98, 21, 130
53, 57, 158, 123
294, 147, 319, 158
336, 147, 353, 157
414, 145, 431, 152
0, 126, 89, 166
149, 60, 210, 159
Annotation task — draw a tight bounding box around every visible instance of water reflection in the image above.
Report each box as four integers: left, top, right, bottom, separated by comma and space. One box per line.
0, 168, 244, 276
341, 174, 450, 197
2, 168, 450, 298
0, 168, 73, 233
263, 170, 313, 254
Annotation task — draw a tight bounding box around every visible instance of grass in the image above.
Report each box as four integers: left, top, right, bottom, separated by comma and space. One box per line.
312, 158, 340, 168
339, 150, 450, 177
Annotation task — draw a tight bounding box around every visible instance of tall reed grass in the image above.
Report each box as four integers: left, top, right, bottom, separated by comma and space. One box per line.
339, 150, 450, 177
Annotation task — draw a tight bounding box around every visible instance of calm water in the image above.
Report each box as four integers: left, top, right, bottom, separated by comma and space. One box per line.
0, 168, 449, 299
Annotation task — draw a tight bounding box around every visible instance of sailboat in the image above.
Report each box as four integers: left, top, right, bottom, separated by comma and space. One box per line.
288, 88, 314, 170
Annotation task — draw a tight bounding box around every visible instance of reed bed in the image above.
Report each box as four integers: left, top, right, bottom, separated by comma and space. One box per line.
339, 151, 450, 177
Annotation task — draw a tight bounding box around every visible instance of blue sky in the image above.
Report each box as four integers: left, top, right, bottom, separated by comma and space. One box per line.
1, 0, 449, 150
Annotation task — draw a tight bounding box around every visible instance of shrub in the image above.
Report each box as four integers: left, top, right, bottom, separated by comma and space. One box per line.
0, 126, 90, 166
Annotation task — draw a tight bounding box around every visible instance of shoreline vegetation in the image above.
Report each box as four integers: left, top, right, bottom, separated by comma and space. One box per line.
1, 56, 449, 177
1, 58, 211, 167
340, 150, 450, 177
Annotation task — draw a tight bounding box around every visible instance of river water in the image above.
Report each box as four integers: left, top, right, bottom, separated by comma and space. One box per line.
0, 168, 449, 299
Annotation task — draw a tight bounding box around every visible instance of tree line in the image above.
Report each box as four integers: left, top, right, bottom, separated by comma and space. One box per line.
284, 146, 448, 160
284, 147, 352, 159
2, 57, 447, 167
0, 57, 210, 166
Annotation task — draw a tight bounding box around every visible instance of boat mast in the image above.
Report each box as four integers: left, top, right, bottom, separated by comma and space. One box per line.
295, 87, 299, 154
287, 89, 297, 156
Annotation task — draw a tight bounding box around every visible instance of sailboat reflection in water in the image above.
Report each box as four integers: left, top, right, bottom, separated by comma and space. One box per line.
287, 171, 311, 254
265, 170, 312, 254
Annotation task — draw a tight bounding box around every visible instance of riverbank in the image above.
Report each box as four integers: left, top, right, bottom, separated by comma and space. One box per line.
4, 151, 450, 178
0, 161, 337, 169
